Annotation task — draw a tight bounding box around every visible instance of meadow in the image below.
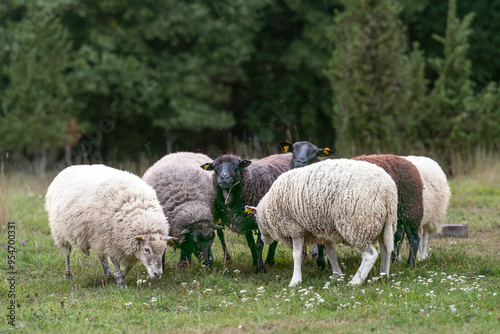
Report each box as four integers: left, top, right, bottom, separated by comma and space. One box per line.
1, 159, 499, 333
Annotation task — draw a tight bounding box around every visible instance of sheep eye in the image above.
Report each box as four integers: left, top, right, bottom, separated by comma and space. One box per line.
144, 248, 151, 254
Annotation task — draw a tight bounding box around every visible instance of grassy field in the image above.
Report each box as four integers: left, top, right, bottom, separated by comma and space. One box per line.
1, 161, 499, 333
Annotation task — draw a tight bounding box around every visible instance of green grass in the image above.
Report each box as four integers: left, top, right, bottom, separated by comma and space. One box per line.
1, 166, 500, 333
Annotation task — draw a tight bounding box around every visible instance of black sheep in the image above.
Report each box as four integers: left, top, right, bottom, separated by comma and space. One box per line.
201, 153, 292, 273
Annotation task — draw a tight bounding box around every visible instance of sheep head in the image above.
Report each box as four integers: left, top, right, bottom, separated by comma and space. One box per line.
134, 233, 175, 279
180, 221, 223, 266
278, 141, 333, 168
200, 155, 251, 190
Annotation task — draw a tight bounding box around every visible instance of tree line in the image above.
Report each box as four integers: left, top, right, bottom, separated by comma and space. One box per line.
0, 0, 499, 174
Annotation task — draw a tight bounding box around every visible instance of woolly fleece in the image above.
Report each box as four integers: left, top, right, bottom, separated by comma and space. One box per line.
46, 164, 169, 266
405, 156, 451, 235
142, 152, 215, 241
255, 159, 398, 251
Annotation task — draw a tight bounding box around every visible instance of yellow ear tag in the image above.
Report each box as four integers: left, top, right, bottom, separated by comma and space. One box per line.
203, 164, 209, 170
245, 208, 252, 214
283, 145, 290, 152
323, 148, 330, 155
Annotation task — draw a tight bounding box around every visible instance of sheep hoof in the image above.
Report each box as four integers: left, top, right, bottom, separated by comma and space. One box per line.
289, 279, 301, 287
255, 266, 267, 274
64, 273, 72, 280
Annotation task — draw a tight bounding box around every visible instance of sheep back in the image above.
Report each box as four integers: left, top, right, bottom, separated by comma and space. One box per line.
256, 159, 398, 251
142, 152, 215, 241
352, 154, 424, 228
405, 156, 451, 235
46, 164, 169, 264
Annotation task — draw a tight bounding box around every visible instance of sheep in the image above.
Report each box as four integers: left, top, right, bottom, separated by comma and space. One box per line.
279, 141, 424, 268
404, 156, 451, 261
246, 158, 398, 286
45, 164, 175, 287
201, 153, 292, 273
142, 152, 224, 268
278, 141, 334, 266
352, 154, 424, 267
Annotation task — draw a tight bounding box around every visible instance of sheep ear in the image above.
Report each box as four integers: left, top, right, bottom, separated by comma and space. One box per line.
212, 224, 224, 230
162, 235, 177, 244
317, 147, 334, 157
244, 205, 257, 215
278, 141, 293, 153
200, 163, 214, 171
134, 235, 144, 241
239, 160, 252, 168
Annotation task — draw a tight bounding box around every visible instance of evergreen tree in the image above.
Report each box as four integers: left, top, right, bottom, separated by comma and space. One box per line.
327, 0, 410, 155
425, 0, 475, 163
0, 1, 75, 174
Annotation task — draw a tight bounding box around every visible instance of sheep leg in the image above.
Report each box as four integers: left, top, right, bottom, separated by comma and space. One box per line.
254, 230, 266, 273
100, 255, 112, 279
63, 245, 72, 280
111, 259, 127, 287
324, 240, 342, 275
349, 245, 378, 286
392, 222, 405, 263
177, 249, 192, 269
405, 223, 420, 268
378, 237, 390, 277
418, 230, 430, 261
217, 229, 232, 263
314, 244, 327, 269
244, 230, 258, 267
289, 237, 304, 287
265, 240, 278, 265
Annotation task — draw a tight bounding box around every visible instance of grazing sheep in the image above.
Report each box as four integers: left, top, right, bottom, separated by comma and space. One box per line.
246, 159, 398, 286
353, 154, 424, 267
143, 152, 223, 268
405, 156, 451, 260
45, 164, 174, 286
201, 153, 292, 273
279, 141, 424, 268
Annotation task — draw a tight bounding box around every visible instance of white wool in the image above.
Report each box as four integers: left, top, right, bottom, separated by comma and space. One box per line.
255, 159, 398, 285
46, 164, 169, 266
405, 156, 451, 260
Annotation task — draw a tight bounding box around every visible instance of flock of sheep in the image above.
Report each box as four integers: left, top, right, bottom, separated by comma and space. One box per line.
45, 141, 451, 287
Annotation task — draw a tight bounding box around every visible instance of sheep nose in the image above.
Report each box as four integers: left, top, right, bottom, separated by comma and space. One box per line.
153, 272, 161, 279
220, 172, 229, 180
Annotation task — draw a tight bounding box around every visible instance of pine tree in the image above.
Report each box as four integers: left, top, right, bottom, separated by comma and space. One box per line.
327, 0, 410, 155
0, 2, 74, 175
425, 0, 475, 162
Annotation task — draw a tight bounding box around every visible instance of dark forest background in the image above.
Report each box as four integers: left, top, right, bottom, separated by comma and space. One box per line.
1, 0, 499, 175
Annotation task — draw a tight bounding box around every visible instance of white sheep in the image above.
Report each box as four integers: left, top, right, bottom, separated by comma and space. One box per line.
45, 164, 175, 286
405, 156, 451, 260
247, 159, 398, 287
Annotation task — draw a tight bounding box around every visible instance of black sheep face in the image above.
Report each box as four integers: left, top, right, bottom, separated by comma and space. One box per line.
278, 141, 334, 168
180, 221, 223, 266
201, 155, 251, 190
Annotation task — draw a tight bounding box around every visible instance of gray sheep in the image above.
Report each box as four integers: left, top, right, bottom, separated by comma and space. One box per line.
45, 164, 174, 286
143, 152, 223, 268
247, 159, 398, 286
